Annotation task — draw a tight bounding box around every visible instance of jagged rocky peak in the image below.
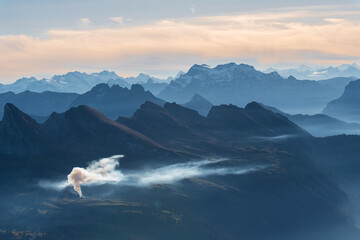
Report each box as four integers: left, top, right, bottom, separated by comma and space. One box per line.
342, 79, 360, 98
131, 84, 146, 93
164, 102, 205, 121
190, 93, 212, 104
133, 101, 164, 116
287, 75, 297, 81
244, 101, 266, 111
207, 104, 243, 119
91, 82, 111, 91
2, 103, 38, 125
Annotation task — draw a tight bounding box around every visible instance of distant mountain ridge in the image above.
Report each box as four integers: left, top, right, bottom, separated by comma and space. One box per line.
266, 63, 360, 80
158, 63, 340, 114
0, 71, 171, 94
263, 104, 360, 137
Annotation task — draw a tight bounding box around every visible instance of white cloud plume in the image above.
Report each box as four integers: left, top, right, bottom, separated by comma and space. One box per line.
42, 155, 264, 198
67, 155, 124, 197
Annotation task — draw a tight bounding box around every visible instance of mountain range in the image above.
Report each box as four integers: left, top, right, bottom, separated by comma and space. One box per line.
158, 63, 342, 114
2, 62, 360, 239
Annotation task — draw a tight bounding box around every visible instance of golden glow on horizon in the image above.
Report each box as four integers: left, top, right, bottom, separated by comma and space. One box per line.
0, 6, 359, 82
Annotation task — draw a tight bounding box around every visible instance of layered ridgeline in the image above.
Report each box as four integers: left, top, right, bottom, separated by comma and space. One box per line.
0, 83, 165, 121
1, 101, 360, 239
158, 63, 341, 114
264, 104, 360, 137
0, 71, 170, 94
323, 79, 360, 122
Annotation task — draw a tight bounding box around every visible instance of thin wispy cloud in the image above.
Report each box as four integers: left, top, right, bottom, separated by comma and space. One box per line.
110, 16, 125, 26
40, 155, 264, 198
190, 5, 196, 15
78, 18, 91, 27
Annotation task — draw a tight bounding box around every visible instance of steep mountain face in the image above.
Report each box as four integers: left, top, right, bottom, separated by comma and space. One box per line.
323, 79, 360, 122
182, 93, 213, 116
0, 104, 49, 155
0, 91, 78, 119
70, 84, 165, 119
158, 63, 338, 114
0, 71, 120, 94
318, 77, 357, 91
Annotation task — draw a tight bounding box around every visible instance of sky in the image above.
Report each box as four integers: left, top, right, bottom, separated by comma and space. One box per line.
0, 0, 359, 83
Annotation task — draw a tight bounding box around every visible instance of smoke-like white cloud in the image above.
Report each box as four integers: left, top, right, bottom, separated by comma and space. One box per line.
67, 155, 124, 197
110, 17, 125, 26
41, 155, 264, 198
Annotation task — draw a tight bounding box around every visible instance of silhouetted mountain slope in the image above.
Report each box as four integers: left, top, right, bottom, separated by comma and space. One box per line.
323, 79, 360, 122
70, 84, 165, 119
182, 94, 213, 116
0, 91, 78, 118
158, 63, 339, 114
314, 135, 360, 181
0, 104, 180, 176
